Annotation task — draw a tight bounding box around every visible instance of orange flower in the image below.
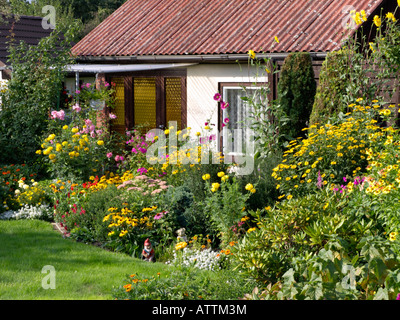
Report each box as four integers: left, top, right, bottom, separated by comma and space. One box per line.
123, 284, 132, 292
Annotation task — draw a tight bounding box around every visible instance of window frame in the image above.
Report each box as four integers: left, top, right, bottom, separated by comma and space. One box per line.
106, 69, 187, 132
218, 82, 261, 156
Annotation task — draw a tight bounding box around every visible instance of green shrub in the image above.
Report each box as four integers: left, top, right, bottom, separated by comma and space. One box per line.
277, 52, 316, 140
309, 50, 351, 126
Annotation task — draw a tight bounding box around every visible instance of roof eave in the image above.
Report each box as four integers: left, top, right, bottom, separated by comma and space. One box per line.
75, 52, 329, 64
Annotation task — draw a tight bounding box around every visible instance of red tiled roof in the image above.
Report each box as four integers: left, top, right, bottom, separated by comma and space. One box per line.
71, 0, 384, 57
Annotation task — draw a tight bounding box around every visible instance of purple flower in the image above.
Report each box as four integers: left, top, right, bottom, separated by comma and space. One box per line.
343, 177, 347, 182
109, 113, 117, 119
396, 293, 400, 300
132, 147, 137, 154
139, 147, 147, 154
137, 167, 148, 174
317, 171, 323, 188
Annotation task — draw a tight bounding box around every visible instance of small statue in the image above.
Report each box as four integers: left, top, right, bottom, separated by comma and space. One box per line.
176, 228, 188, 243
141, 238, 155, 262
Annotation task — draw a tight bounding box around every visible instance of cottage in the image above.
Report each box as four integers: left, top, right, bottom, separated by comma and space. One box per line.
69, 0, 395, 146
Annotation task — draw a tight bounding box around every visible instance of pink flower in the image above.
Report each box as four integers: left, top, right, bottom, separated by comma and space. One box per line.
213, 93, 222, 102
139, 147, 147, 154
137, 167, 148, 174
224, 117, 229, 123
50, 110, 65, 120
109, 113, 117, 119
221, 101, 229, 110
72, 103, 81, 112
132, 147, 137, 153
106, 152, 113, 158
75, 90, 80, 94
115, 155, 121, 162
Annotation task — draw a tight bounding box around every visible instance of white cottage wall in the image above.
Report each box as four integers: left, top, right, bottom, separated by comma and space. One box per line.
186, 63, 268, 136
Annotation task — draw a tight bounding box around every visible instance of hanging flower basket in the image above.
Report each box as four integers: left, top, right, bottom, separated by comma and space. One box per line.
90, 99, 106, 111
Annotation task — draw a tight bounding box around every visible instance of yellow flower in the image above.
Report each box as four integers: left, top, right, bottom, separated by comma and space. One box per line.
211, 182, 220, 191
386, 12, 396, 22
48, 134, 56, 140
196, 132, 201, 136
175, 241, 188, 250
204, 126, 210, 130
245, 183, 254, 191
274, 36, 279, 43
164, 129, 170, 135
97, 140, 104, 146
202, 174, 210, 180
217, 171, 225, 177
62, 125, 68, 130
35, 150, 42, 155
220, 175, 229, 182
360, 10, 367, 21
48, 154, 56, 160
248, 50, 256, 59
389, 232, 397, 242
71, 128, 79, 134
56, 143, 62, 152
247, 227, 256, 233
373, 15, 381, 27
286, 194, 293, 200
250, 188, 256, 194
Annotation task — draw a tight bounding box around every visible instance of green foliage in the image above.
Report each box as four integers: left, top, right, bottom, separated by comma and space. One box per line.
277, 52, 316, 140
0, 27, 77, 165
309, 50, 351, 126
113, 268, 256, 300
202, 174, 254, 247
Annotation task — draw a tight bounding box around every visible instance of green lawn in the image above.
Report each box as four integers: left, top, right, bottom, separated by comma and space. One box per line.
0, 220, 173, 300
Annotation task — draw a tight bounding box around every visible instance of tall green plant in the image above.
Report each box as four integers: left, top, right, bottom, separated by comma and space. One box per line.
277, 52, 316, 140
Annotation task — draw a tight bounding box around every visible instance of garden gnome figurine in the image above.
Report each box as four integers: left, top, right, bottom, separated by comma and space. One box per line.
142, 238, 155, 262
176, 228, 188, 243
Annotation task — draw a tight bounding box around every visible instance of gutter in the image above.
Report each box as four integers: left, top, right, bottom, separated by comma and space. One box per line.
75, 52, 328, 63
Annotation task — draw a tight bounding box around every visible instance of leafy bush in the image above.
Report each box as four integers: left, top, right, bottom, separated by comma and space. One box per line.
0, 27, 76, 164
